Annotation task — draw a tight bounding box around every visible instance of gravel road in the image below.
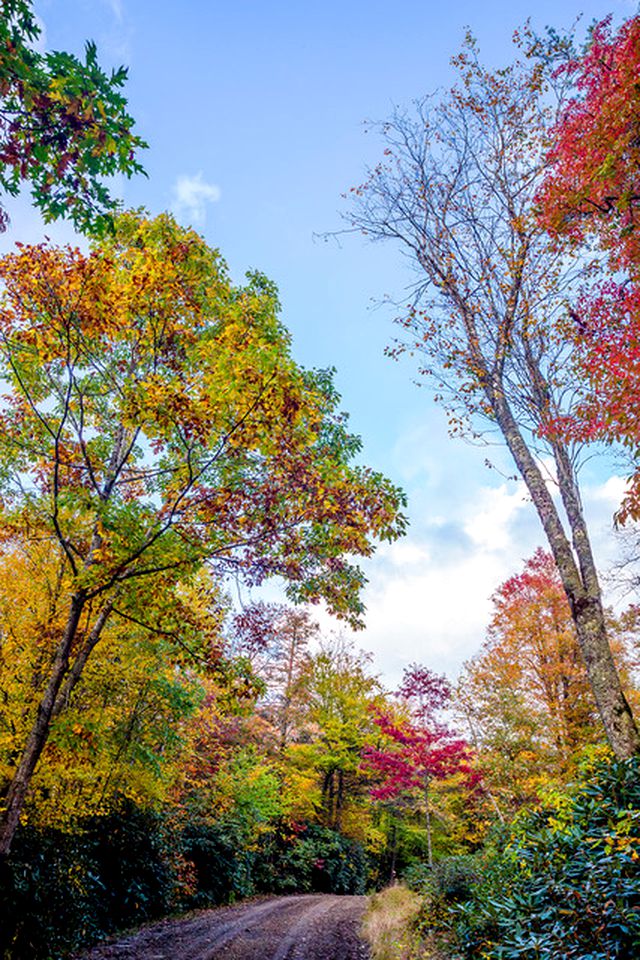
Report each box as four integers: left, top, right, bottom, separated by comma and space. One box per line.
77, 894, 370, 960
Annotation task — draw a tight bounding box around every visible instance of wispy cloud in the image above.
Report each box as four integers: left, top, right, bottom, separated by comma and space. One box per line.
104, 0, 124, 22
171, 173, 221, 226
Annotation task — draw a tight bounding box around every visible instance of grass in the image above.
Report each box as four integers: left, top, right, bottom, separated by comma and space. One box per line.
362, 884, 438, 960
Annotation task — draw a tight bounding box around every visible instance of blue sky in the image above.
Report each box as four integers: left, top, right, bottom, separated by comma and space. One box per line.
7, 0, 637, 684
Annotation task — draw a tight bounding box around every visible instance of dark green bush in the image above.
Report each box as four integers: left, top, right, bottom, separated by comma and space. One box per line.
0, 825, 102, 959
401, 854, 481, 949
0, 800, 179, 960
0, 810, 368, 958
88, 800, 176, 928
252, 823, 367, 895
403, 855, 479, 901
180, 817, 251, 906
449, 754, 640, 960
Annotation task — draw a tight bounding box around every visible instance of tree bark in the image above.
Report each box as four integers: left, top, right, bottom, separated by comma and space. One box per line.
51, 596, 117, 719
0, 591, 87, 858
336, 769, 344, 830
389, 817, 398, 884
424, 776, 433, 868
491, 387, 640, 759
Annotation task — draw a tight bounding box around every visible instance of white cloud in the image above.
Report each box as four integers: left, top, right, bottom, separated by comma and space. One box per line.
463, 481, 528, 552
537, 455, 558, 488
376, 540, 431, 568
247, 420, 634, 690
319, 470, 631, 689
171, 173, 221, 226
308, 474, 543, 688
588, 474, 629, 507
358, 548, 509, 684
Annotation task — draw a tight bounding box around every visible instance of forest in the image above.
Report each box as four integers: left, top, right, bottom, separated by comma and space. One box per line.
0, 2, 639, 958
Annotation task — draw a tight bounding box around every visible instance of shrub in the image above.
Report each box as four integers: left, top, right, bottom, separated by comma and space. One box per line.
0, 800, 179, 960
449, 754, 640, 959
87, 800, 176, 929
0, 808, 369, 958
0, 825, 102, 959
252, 822, 368, 895
180, 818, 251, 907
404, 856, 479, 901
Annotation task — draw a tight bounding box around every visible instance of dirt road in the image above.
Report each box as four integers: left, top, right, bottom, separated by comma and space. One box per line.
77, 894, 370, 960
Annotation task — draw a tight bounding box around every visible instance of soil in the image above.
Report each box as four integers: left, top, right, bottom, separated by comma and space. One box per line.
76, 894, 371, 960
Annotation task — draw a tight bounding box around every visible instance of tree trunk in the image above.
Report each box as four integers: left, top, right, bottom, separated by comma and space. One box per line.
0, 592, 86, 858
424, 776, 433, 868
389, 817, 398, 884
492, 388, 640, 759
322, 769, 335, 828
51, 596, 117, 719
458, 700, 505, 825
336, 769, 344, 830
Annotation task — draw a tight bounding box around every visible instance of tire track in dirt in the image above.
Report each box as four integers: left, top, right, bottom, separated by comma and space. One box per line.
270, 898, 342, 960
270, 895, 370, 960
78, 893, 370, 960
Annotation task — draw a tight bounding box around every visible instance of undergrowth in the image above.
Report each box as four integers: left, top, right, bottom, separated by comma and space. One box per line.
404, 754, 640, 960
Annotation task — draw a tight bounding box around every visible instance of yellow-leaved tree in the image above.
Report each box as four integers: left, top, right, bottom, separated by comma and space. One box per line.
0, 210, 407, 857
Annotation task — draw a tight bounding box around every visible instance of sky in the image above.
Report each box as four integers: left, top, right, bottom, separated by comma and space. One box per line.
6, 0, 639, 686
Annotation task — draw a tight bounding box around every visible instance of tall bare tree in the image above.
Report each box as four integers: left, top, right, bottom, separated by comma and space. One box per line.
346, 39, 639, 759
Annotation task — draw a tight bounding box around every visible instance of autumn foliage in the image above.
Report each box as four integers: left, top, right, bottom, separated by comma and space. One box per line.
2, 6, 640, 959
538, 16, 640, 522
0, 0, 146, 233
457, 551, 605, 810
0, 209, 407, 858
347, 28, 640, 760
366, 710, 470, 802
538, 15, 640, 267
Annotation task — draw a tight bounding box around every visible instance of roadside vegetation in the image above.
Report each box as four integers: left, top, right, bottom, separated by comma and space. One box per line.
363, 886, 425, 960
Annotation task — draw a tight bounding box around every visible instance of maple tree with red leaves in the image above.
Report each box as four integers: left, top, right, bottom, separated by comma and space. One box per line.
544, 279, 640, 524
537, 16, 640, 525
363, 666, 476, 866
538, 15, 640, 267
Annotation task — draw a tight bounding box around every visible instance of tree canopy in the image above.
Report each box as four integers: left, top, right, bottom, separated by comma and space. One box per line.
0, 0, 146, 234
538, 16, 640, 523
0, 209, 407, 856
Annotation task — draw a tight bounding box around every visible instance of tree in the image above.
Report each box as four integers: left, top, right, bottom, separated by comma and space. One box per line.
345, 37, 639, 759
457, 550, 601, 810
0, 0, 146, 234
282, 636, 383, 833
0, 210, 407, 856
485, 549, 599, 762
538, 15, 640, 269
232, 602, 317, 753
537, 16, 640, 523
363, 666, 474, 867
0, 538, 227, 827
